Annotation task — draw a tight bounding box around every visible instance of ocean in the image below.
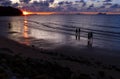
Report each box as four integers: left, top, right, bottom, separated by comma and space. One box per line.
0, 15, 120, 50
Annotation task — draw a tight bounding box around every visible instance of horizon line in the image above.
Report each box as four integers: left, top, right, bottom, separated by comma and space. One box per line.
22, 10, 120, 15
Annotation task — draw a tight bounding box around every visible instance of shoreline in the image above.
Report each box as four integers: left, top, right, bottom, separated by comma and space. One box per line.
0, 36, 120, 79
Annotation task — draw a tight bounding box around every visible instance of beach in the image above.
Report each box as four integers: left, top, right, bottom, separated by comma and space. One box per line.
0, 36, 120, 79
0, 15, 120, 79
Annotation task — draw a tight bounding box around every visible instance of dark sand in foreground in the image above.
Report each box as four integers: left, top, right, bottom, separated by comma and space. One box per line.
0, 37, 120, 79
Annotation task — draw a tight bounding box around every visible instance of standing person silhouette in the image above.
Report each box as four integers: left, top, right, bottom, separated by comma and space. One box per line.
75, 28, 78, 40
88, 32, 93, 47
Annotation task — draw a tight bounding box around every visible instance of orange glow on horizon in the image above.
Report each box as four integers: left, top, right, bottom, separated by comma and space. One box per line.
22, 11, 56, 15
22, 10, 120, 15
26, 11, 56, 15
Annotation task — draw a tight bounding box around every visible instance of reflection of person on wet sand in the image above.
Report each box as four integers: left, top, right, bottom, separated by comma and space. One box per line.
87, 32, 93, 47
78, 28, 81, 40
8, 23, 12, 29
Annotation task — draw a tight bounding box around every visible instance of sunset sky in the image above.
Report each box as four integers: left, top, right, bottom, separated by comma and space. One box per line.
11, 0, 120, 4
0, 0, 120, 12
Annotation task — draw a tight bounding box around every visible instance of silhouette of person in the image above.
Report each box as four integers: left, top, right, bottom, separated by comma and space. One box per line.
88, 32, 93, 47
75, 28, 78, 40
75, 28, 81, 40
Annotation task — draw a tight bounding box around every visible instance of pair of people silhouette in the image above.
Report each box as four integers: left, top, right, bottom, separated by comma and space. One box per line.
75, 28, 93, 47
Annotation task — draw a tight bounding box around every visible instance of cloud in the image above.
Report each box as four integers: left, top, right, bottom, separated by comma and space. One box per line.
111, 4, 120, 8
0, 0, 120, 12
103, 0, 112, 2
0, 0, 12, 6
19, 0, 31, 3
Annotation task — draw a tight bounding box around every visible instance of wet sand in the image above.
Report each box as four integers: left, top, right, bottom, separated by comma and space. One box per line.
0, 36, 120, 79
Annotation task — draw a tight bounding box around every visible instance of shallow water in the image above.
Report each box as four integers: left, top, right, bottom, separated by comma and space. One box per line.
0, 15, 120, 50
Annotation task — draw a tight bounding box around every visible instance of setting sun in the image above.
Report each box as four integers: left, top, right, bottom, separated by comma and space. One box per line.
23, 11, 31, 15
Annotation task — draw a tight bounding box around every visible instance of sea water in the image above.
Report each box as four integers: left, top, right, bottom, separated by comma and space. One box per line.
0, 15, 120, 50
